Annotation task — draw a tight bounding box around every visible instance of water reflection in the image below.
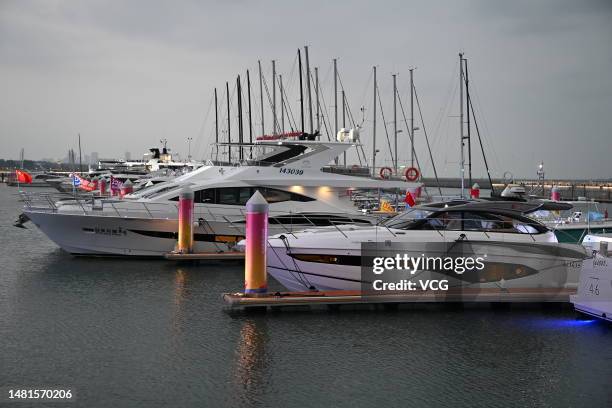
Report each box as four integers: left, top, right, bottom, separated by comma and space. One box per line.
232, 319, 270, 405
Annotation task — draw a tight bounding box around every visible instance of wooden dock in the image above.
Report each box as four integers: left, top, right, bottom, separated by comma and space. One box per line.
223, 287, 576, 311
165, 251, 244, 261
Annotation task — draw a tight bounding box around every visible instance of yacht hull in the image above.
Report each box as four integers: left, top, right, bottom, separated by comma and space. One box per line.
24, 210, 372, 257
266, 239, 587, 293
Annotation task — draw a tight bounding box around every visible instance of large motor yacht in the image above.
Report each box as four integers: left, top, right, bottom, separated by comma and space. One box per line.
21, 138, 420, 256
265, 201, 590, 292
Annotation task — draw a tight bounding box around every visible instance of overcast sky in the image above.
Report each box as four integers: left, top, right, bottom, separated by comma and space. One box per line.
1, 0, 610, 179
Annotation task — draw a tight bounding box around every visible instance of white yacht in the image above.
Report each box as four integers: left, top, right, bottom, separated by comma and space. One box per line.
265, 201, 589, 292
21, 138, 420, 256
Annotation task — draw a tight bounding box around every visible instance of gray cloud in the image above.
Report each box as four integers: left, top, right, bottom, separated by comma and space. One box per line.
0, 0, 610, 179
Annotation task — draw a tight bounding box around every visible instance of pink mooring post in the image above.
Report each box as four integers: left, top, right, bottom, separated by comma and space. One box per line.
177, 187, 194, 253
244, 191, 269, 296
551, 186, 560, 201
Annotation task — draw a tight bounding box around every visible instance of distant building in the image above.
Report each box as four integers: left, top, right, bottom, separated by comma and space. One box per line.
125, 151, 131, 161
90, 152, 99, 165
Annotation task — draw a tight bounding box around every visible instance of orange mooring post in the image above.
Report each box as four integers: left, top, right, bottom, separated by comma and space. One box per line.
244, 191, 269, 296
176, 187, 194, 253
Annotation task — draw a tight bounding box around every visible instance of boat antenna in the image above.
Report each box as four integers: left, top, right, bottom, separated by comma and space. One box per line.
298, 49, 304, 134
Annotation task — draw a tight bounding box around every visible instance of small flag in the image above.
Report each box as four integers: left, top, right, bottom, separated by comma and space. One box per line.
15, 170, 32, 184
404, 191, 416, 208
110, 176, 123, 192
379, 199, 395, 213
70, 173, 81, 187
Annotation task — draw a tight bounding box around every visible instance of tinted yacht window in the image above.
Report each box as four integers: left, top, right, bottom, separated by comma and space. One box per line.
170, 186, 315, 204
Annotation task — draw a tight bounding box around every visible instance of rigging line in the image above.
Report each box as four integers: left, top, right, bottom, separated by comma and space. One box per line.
336, 72, 357, 129
376, 83, 396, 168
261, 72, 282, 133
397, 89, 425, 182
338, 72, 369, 164
193, 92, 215, 160
432, 76, 459, 171
281, 82, 298, 131
431, 61, 460, 151
412, 84, 443, 196
467, 76, 503, 173
315, 75, 334, 141
221, 80, 238, 133
284, 53, 299, 97
360, 69, 374, 112
467, 91, 495, 195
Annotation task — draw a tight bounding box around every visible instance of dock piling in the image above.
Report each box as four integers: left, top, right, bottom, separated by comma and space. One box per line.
176, 187, 194, 254
244, 191, 269, 296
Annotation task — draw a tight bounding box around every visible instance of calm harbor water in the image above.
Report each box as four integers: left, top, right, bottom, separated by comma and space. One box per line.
1, 184, 611, 407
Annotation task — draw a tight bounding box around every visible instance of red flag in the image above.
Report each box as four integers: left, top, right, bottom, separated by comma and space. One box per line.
15, 170, 32, 184
404, 191, 415, 208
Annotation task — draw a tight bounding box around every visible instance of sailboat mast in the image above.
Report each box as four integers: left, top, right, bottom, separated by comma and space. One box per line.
78, 133, 83, 174
393, 73, 397, 173
372, 65, 377, 176
410, 68, 415, 169
459, 53, 465, 198
334, 58, 338, 164
305, 46, 313, 134
237, 75, 244, 161
315, 67, 320, 133
465, 57, 472, 188
333, 58, 338, 136
298, 49, 304, 134
247, 70, 252, 145
279, 74, 284, 133
272, 60, 276, 135
258, 60, 264, 136
226, 81, 231, 163
214, 88, 219, 161
343, 90, 346, 166
214, 88, 219, 144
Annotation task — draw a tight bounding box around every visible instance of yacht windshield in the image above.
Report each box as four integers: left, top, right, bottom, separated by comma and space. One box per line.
134, 182, 181, 199
383, 208, 434, 229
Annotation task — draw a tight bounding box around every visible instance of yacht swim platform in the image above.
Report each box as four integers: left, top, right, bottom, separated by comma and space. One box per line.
164, 251, 245, 261
222, 287, 576, 311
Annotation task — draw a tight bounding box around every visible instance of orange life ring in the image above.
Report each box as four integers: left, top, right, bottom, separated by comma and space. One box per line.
379, 167, 393, 179
404, 167, 420, 181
